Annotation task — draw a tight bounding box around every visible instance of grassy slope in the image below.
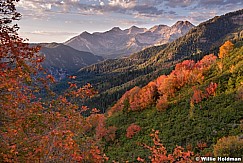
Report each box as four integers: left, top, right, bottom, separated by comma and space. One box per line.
104, 44, 243, 162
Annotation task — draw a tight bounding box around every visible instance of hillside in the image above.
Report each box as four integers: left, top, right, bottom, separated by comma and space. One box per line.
38, 43, 103, 80
2, 1, 243, 162
56, 9, 243, 112
103, 41, 243, 162
64, 21, 194, 58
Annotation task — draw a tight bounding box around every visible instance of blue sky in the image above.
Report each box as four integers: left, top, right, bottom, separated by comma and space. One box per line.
16, 0, 243, 43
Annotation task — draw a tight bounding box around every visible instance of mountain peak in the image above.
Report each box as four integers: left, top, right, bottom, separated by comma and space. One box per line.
130, 25, 139, 29
149, 24, 169, 33
127, 26, 147, 34
110, 27, 122, 31
80, 31, 91, 36
172, 21, 194, 27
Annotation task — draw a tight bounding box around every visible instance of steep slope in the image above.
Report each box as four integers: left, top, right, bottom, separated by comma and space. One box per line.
56, 9, 243, 112
64, 21, 194, 58
38, 43, 103, 79
104, 41, 243, 162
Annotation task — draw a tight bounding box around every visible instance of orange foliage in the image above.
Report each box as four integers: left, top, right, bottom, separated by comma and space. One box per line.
191, 87, 204, 104
108, 82, 157, 115
158, 55, 216, 98
156, 94, 168, 111
196, 54, 217, 71
197, 142, 207, 151
190, 82, 218, 106
219, 41, 234, 59
126, 124, 141, 139
214, 136, 243, 157
110, 54, 217, 114
157, 75, 176, 97
205, 82, 218, 97
0, 2, 107, 162
95, 115, 117, 142
130, 82, 157, 111
107, 86, 140, 116
155, 75, 167, 87
172, 60, 196, 88
138, 130, 194, 163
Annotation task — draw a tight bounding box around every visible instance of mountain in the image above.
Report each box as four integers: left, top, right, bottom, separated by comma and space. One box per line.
55, 9, 243, 112
38, 43, 103, 80
64, 21, 194, 58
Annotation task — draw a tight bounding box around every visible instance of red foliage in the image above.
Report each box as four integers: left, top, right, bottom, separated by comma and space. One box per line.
197, 142, 207, 150
190, 82, 218, 106
196, 54, 217, 71
156, 94, 168, 111
157, 54, 216, 98
108, 86, 140, 116
191, 87, 204, 104
205, 82, 218, 97
126, 124, 141, 139
130, 82, 157, 111
95, 115, 117, 142
0, 2, 107, 161
138, 130, 194, 163
110, 54, 217, 114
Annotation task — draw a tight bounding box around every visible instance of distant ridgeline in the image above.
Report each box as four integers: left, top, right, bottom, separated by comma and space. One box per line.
54, 9, 243, 113
36, 43, 103, 80
64, 21, 194, 59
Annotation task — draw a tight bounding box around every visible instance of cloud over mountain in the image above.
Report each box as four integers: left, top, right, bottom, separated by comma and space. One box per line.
17, 0, 243, 20
16, 0, 243, 42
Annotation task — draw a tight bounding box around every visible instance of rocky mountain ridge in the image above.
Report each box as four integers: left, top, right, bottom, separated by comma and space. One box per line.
64, 21, 194, 58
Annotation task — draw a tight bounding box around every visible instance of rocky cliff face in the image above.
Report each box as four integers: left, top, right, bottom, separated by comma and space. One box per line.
64, 21, 194, 58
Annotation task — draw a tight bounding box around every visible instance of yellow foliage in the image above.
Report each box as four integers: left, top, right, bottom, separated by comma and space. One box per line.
219, 41, 234, 59
214, 136, 243, 157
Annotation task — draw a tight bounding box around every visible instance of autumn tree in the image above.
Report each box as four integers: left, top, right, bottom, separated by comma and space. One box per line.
172, 60, 196, 88
126, 124, 141, 139
138, 130, 194, 163
95, 114, 117, 142
205, 82, 218, 97
214, 136, 243, 157
218, 41, 234, 71
0, 1, 107, 162
107, 86, 140, 116
219, 41, 234, 59
130, 82, 157, 111
109, 54, 217, 115
156, 94, 168, 111
190, 87, 204, 104
190, 82, 218, 111
196, 54, 217, 71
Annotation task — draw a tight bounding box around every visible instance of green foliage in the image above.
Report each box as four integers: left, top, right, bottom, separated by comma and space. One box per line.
103, 43, 243, 162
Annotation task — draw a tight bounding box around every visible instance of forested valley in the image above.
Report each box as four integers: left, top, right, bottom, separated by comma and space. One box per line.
0, 1, 243, 162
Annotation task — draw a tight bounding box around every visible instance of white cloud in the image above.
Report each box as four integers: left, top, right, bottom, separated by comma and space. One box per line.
40, 3, 52, 10
108, 0, 136, 8
100, 1, 105, 6
16, 0, 243, 24
21, 30, 78, 36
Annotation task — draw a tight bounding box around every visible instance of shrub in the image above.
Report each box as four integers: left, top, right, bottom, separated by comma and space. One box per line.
213, 136, 243, 157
